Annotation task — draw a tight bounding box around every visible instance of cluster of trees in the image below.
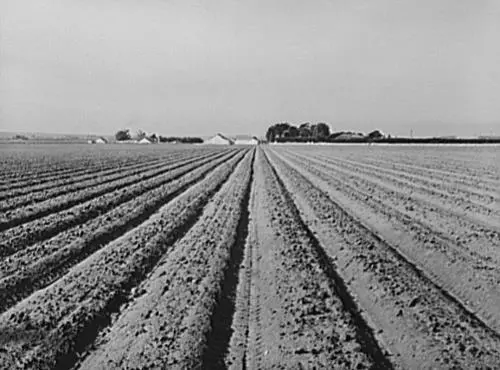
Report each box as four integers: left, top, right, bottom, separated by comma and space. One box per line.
115, 129, 202, 143
266, 122, 331, 142
12, 134, 29, 140
115, 129, 133, 141
158, 136, 203, 144
265, 122, 385, 143
115, 129, 159, 142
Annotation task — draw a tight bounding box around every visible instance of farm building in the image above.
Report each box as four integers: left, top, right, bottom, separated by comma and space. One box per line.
138, 137, 153, 144
204, 133, 234, 145
231, 135, 260, 145
88, 137, 108, 144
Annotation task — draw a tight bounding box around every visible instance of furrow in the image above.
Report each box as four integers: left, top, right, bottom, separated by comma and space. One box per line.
340, 154, 500, 200
0, 151, 196, 206
0, 150, 234, 257
0, 150, 245, 314
224, 161, 258, 370
280, 150, 500, 264
74, 149, 254, 370
0, 149, 248, 370
275, 148, 500, 337
0, 149, 233, 229
267, 147, 500, 368
0, 152, 154, 191
261, 148, 392, 369
201, 148, 255, 369
309, 152, 499, 211
290, 150, 500, 229
0, 155, 169, 200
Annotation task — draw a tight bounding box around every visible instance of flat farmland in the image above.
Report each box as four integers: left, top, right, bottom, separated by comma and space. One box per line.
0, 143, 499, 369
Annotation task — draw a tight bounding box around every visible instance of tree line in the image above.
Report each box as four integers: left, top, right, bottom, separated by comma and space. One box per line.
265, 122, 385, 143
115, 129, 202, 143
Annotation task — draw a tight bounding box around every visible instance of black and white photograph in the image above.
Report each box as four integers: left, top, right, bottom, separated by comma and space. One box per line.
0, 0, 499, 368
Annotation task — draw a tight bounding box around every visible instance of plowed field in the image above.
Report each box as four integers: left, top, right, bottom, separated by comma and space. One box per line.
0, 143, 499, 369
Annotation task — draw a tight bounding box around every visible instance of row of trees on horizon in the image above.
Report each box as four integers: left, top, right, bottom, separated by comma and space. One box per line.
265, 122, 385, 143
115, 129, 203, 143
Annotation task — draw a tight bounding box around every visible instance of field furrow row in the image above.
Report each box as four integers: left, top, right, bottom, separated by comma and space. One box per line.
0, 149, 237, 258
0, 150, 217, 212
0, 150, 247, 314
0, 149, 233, 230
233, 148, 390, 369
0, 150, 194, 202
282, 150, 500, 251
310, 152, 499, 208
0, 143, 498, 369
357, 155, 500, 195
0, 148, 248, 370
76, 149, 255, 370
266, 147, 500, 368
0, 152, 155, 189
293, 151, 500, 225
357, 148, 500, 180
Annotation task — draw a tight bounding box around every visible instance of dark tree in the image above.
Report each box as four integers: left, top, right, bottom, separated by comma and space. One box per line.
266, 126, 276, 142
313, 122, 331, 138
115, 129, 131, 141
299, 123, 312, 137
149, 133, 158, 143
367, 130, 384, 140
288, 126, 299, 137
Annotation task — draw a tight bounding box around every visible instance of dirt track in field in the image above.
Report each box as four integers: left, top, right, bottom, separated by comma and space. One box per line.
0, 143, 499, 369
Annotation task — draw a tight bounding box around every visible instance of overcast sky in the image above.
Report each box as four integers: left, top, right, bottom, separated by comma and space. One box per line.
1, 0, 499, 137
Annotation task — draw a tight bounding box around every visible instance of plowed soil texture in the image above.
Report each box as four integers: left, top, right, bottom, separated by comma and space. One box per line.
1, 143, 499, 369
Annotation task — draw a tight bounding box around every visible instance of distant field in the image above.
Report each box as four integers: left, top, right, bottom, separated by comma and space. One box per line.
0, 143, 499, 369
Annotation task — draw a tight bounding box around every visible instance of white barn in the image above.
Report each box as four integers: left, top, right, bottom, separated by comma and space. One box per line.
138, 137, 152, 144
204, 133, 234, 145
88, 137, 108, 144
232, 135, 259, 145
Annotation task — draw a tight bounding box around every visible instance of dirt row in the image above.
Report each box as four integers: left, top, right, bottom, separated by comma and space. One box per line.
265, 147, 500, 368
0, 148, 249, 370
355, 154, 500, 195
0, 149, 235, 228
280, 149, 500, 258
0, 150, 249, 315
353, 146, 500, 181
274, 149, 500, 327
0, 146, 177, 189
0, 156, 149, 194
225, 148, 390, 369
76, 149, 255, 369
0, 153, 165, 197
308, 151, 498, 212
298, 145, 500, 191
289, 150, 500, 228
0, 149, 204, 204
0, 150, 237, 255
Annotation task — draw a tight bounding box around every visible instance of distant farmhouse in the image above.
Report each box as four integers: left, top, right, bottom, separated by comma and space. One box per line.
232, 135, 260, 145
138, 137, 153, 144
204, 133, 234, 145
204, 133, 260, 145
88, 137, 108, 144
